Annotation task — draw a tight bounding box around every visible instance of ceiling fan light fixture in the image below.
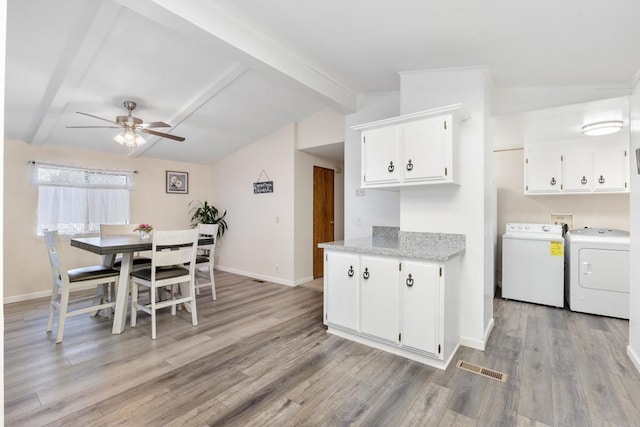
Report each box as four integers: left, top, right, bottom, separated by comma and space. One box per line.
581, 121, 623, 136
113, 133, 126, 145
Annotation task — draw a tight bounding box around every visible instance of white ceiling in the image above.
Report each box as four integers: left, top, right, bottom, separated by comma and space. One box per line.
5, 0, 640, 164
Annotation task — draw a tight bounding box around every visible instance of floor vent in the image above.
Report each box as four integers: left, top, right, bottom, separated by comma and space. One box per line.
456, 360, 507, 383
252, 279, 265, 283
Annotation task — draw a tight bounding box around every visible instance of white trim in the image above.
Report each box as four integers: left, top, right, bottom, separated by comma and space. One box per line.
460, 318, 493, 351
328, 327, 456, 371
215, 265, 294, 287
628, 345, 640, 374
293, 276, 315, 286
4, 289, 52, 304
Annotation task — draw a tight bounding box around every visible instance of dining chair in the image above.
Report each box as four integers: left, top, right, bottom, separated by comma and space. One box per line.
194, 223, 219, 300
44, 230, 119, 343
130, 229, 199, 339
99, 223, 152, 269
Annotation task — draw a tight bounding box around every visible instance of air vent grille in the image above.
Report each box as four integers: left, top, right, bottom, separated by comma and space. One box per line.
456, 360, 507, 383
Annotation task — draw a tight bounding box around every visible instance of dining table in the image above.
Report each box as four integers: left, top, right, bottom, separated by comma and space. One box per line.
70, 234, 213, 334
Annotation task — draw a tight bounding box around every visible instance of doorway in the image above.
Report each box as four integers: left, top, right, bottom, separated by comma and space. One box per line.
313, 166, 335, 279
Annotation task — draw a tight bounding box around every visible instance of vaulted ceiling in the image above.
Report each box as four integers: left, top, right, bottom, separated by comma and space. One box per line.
5, 0, 640, 164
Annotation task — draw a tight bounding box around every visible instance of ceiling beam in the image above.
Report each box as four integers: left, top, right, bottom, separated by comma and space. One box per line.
30, 1, 122, 145
148, 0, 357, 113
131, 63, 249, 157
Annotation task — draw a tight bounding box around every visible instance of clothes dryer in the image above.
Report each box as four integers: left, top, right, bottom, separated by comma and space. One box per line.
564, 228, 629, 319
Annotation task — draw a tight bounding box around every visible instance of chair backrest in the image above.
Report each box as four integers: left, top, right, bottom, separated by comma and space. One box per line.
152, 229, 199, 271
100, 223, 138, 237
43, 230, 69, 284
197, 223, 218, 256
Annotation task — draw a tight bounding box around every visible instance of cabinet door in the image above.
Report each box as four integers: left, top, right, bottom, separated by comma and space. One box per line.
524, 146, 562, 193
562, 151, 593, 192
593, 147, 628, 192
401, 261, 441, 355
362, 126, 400, 186
401, 116, 450, 183
326, 252, 359, 331
359, 255, 399, 343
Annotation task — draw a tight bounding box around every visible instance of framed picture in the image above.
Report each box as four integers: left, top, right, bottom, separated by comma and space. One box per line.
166, 171, 188, 194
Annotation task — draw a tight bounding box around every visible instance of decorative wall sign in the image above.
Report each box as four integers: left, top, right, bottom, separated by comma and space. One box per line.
166, 170, 188, 194
254, 169, 274, 194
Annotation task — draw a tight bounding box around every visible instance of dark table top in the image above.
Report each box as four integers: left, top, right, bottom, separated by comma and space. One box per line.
70, 235, 213, 255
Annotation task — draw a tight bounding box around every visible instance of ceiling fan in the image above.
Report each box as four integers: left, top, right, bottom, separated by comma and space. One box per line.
67, 101, 185, 151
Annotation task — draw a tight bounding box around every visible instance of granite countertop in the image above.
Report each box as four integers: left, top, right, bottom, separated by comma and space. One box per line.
318, 226, 465, 262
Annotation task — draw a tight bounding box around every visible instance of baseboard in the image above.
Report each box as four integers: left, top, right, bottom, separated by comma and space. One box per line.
628, 345, 640, 374
5, 290, 52, 304
460, 318, 493, 351
294, 276, 315, 286
215, 265, 295, 287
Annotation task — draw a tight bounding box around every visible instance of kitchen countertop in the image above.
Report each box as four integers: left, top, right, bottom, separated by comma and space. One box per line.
318, 227, 465, 261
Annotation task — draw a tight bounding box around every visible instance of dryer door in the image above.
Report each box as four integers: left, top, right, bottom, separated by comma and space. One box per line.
578, 248, 629, 293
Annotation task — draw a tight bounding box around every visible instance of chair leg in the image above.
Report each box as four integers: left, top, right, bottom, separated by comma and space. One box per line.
209, 265, 216, 301
150, 294, 157, 340
131, 281, 138, 328
47, 285, 58, 332
189, 280, 198, 327
56, 287, 71, 343
171, 284, 177, 316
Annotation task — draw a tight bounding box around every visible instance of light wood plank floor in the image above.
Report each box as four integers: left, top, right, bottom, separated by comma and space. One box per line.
5, 271, 640, 426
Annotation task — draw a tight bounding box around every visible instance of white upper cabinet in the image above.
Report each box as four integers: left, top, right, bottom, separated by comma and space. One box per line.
524, 139, 629, 195
524, 146, 562, 193
354, 104, 466, 189
361, 125, 401, 185
401, 115, 451, 183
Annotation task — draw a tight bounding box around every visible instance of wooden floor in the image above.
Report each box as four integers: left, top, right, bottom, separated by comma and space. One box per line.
5, 271, 640, 426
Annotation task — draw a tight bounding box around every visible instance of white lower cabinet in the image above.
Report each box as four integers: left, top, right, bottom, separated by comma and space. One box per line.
401, 261, 441, 355
359, 255, 399, 343
324, 251, 359, 332
323, 250, 460, 370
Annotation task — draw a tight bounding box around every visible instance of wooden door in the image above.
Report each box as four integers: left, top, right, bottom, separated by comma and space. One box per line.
313, 166, 335, 278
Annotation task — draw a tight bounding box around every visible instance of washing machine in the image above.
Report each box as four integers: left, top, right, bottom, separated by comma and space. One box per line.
502, 223, 565, 307
565, 228, 630, 319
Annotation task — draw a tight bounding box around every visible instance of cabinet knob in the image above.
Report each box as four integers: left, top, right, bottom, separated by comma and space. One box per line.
387, 162, 394, 173
550, 177, 556, 186
598, 175, 605, 184
347, 266, 354, 277
362, 267, 370, 280
406, 273, 414, 287
581, 176, 587, 185
406, 159, 414, 171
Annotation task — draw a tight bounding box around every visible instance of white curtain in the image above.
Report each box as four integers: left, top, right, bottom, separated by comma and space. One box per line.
33, 163, 133, 235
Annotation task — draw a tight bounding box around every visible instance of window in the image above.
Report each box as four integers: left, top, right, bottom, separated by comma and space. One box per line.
33, 162, 134, 235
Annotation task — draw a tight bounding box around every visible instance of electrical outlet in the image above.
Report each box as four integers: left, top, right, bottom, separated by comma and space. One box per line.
275, 265, 279, 273
550, 213, 573, 229
355, 188, 365, 197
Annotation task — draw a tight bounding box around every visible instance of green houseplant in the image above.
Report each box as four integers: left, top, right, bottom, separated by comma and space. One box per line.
189, 200, 228, 239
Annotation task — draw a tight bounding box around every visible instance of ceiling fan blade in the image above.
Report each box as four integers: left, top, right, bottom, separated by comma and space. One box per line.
140, 121, 171, 128
75, 111, 117, 125
141, 128, 185, 142
66, 125, 121, 129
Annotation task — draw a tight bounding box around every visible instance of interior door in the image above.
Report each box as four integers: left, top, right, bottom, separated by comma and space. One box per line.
313, 166, 335, 278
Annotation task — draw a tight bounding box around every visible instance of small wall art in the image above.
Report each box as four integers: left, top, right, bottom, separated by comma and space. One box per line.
166, 170, 188, 194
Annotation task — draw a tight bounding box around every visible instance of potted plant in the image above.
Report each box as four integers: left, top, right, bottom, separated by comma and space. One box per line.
189, 200, 228, 239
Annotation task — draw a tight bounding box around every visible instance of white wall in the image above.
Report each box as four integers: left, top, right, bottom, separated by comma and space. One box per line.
210, 124, 296, 285
293, 149, 344, 283
296, 108, 345, 150
628, 75, 640, 373
399, 67, 493, 350
3, 139, 214, 301
492, 85, 631, 116
344, 92, 401, 239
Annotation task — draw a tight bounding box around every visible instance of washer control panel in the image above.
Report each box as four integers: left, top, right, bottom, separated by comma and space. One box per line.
506, 223, 563, 235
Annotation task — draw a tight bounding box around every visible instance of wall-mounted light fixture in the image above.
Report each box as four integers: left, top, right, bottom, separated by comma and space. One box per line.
581, 121, 623, 136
